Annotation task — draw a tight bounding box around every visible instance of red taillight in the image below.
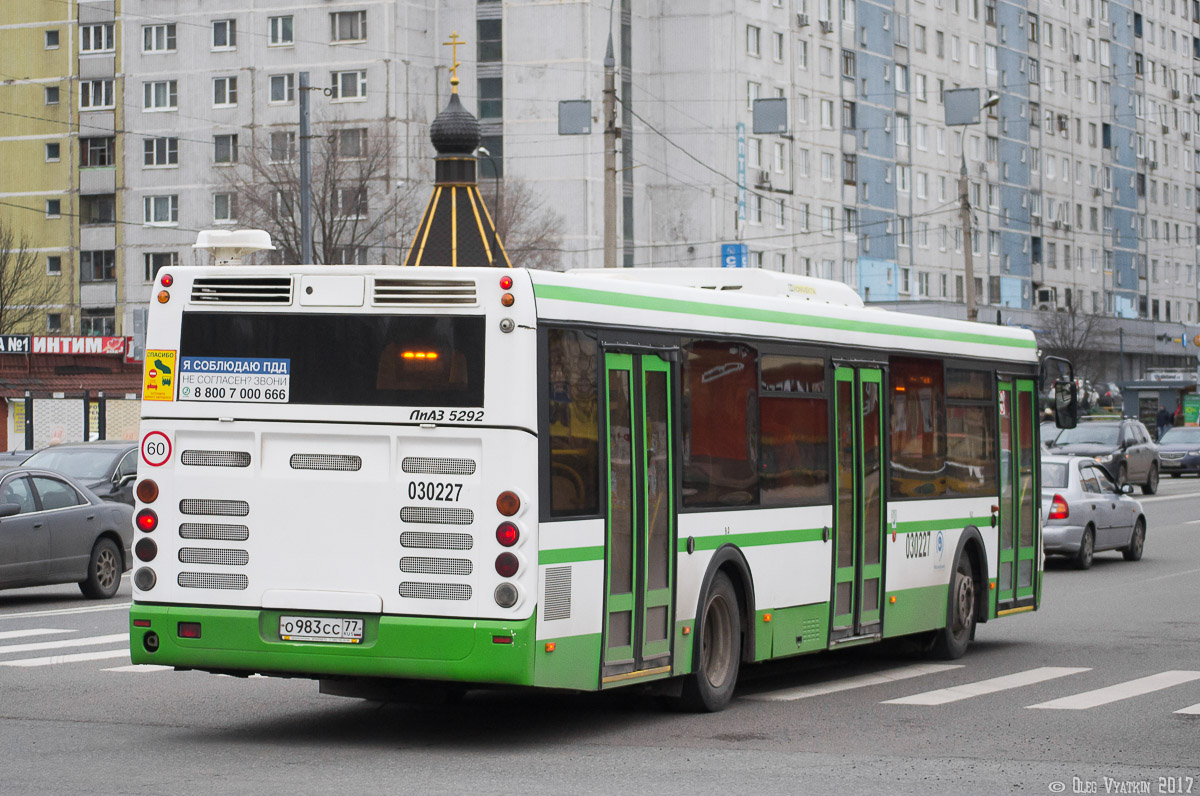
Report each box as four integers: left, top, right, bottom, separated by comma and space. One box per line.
499, 275, 513, 290
496, 522, 519, 547
136, 479, 158, 504
495, 552, 519, 578
1049, 494, 1069, 520
133, 619, 151, 628
135, 509, 158, 532
177, 622, 201, 639
160, 273, 174, 287
134, 538, 157, 562
496, 491, 520, 517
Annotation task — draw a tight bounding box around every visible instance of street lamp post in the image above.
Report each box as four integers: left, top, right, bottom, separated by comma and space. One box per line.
946, 89, 1000, 323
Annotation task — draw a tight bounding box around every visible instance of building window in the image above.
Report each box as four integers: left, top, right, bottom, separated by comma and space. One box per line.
479, 77, 502, 119
212, 19, 237, 50
268, 16, 293, 46
80, 250, 116, 282
80, 23, 115, 53
477, 18, 502, 62
269, 73, 295, 104
213, 193, 237, 223
143, 24, 176, 53
213, 134, 238, 164
45, 199, 62, 218
269, 131, 296, 163
747, 81, 761, 109
330, 11, 367, 42
47, 256, 62, 274
747, 25, 761, 56
842, 100, 856, 129
843, 153, 857, 184
47, 313, 61, 332
81, 308, 115, 337
143, 195, 179, 226
330, 70, 367, 101
334, 128, 367, 159
44, 30, 59, 49
213, 77, 238, 107
144, 252, 178, 281
333, 187, 367, 218
842, 50, 856, 78
333, 247, 369, 265
143, 80, 178, 111
44, 86, 59, 105
479, 134, 503, 179
773, 31, 785, 61
80, 137, 114, 167
143, 137, 178, 167
80, 194, 115, 225
45, 143, 60, 162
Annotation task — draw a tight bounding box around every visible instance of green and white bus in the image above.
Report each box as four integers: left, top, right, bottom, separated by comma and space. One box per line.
129, 255, 1059, 711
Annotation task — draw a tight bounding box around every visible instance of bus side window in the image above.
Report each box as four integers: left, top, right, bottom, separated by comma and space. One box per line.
547, 329, 600, 517
889, 356, 947, 499
682, 341, 759, 508
759, 354, 829, 507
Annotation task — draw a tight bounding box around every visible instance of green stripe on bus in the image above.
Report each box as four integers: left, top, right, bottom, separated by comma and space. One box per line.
678, 526, 826, 553
539, 546, 605, 565
893, 517, 982, 534
534, 284, 1037, 350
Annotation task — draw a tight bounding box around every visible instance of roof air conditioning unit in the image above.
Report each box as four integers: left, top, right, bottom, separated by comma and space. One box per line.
1171, 89, 1181, 99
756, 169, 772, 187
1184, 132, 1191, 141
820, 19, 834, 33
1150, 160, 1159, 170
1085, 17, 1095, 26
1093, 186, 1102, 197
1073, 53, 1082, 62
797, 13, 811, 26
1051, 219, 1061, 230
1162, 124, 1170, 135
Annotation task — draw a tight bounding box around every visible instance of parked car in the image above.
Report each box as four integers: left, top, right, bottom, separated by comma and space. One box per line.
1155, 426, 1200, 476
1045, 416, 1160, 494
19, 441, 138, 506
1096, 381, 1123, 408
0, 450, 36, 472
1041, 454, 1147, 570
0, 467, 134, 598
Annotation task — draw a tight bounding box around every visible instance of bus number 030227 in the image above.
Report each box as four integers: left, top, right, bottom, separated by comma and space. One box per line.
407, 481, 463, 502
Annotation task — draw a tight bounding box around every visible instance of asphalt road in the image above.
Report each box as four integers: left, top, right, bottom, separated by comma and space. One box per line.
1, 478, 1197, 796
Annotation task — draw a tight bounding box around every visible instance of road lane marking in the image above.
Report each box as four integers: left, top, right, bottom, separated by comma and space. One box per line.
0, 648, 129, 667
883, 667, 1091, 705
0, 628, 75, 641
1175, 703, 1200, 715
103, 664, 172, 673
1027, 670, 1200, 710
743, 663, 964, 702
0, 603, 131, 620
1184, 520, 1200, 525
0, 633, 127, 656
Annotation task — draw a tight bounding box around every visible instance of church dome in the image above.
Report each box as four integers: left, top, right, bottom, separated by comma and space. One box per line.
429, 92, 480, 155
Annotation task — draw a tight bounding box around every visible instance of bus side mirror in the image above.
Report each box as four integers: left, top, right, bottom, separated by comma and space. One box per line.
1054, 379, 1078, 429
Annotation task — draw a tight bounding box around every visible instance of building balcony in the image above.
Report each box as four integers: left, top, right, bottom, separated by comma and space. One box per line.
80, 282, 117, 308
79, 167, 116, 195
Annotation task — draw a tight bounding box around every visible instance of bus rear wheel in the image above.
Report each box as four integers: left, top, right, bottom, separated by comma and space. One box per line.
931, 554, 976, 660
678, 572, 741, 712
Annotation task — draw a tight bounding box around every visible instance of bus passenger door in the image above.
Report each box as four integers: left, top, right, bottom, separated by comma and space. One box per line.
997, 378, 1038, 610
601, 352, 676, 683
830, 366, 885, 643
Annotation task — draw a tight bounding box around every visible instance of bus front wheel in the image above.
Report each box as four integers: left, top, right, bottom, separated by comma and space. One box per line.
678, 571, 741, 712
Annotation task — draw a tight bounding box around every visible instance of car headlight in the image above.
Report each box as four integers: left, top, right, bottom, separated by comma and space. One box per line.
1190, 450, 1200, 456
1095, 453, 1115, 462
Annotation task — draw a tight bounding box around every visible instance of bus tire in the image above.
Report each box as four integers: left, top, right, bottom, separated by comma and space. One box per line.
931, 552, 976, 660
678, 571, 741, 712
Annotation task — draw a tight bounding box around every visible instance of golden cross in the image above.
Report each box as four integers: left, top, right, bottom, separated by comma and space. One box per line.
443, 31, 465, 92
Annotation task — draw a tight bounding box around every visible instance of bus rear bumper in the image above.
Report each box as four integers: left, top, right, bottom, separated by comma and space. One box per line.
129, 603, 535, 686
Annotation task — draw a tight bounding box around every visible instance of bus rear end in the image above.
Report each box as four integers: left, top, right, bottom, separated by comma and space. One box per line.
129, 266, 540, 688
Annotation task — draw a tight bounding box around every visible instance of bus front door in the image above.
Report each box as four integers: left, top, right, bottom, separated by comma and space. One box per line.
830, 365, 885, 643
996, 378, 1039, 610
601, 352, 676, 684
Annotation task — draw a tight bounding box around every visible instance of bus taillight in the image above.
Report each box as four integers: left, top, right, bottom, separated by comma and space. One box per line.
494, 583, 518, 608
135, 509, 158, 532
135, 538, 158, 562
495, 552, 519, 578
496, 522, 519, 547
136, 479, 159, 504
496, 491, 520, 517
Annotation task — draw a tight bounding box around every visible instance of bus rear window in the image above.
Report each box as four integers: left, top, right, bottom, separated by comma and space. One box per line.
179, 313, 484, 407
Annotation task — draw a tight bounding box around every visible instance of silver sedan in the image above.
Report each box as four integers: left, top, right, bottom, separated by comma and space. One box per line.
1041, 454, 1147, 570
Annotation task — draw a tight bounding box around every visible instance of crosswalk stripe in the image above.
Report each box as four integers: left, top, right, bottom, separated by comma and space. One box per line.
102, 664, 172, 673
744, 663, 964, 702
883, 667, 1091, 705
1028, 670, 1200, 710
0, 628, 75, 641
0, 648, 130, 667
1174, 703, 1200, 715
0, 603, 130, 620
0, 633, 126, 656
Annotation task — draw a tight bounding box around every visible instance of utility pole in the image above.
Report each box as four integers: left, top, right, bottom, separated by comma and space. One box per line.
958, 149, 977, 322
603, 34, 617, 269
299, 71, 314, 265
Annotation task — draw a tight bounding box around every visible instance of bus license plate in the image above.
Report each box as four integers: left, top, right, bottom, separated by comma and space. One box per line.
279, 616, 363, 644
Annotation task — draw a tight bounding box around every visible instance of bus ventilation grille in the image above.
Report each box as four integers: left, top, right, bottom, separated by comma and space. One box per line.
400, 531, 473, 550
373, 279, 477, 306
400, 507, 473, 525
179, 523, 249, 542
179, 547, 249, 566
399, 556, 473, 576
178, 572, 249, 590
543, 566, 572, 621
398, 582, 472, 601
180, 499, 250, 517
190, 276, 293, 304
181, 450, 252, 468
401, 456, 476, 476
290, 453, 362, 471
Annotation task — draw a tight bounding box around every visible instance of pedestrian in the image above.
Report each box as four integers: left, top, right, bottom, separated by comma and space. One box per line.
1156, 405, 1172, 440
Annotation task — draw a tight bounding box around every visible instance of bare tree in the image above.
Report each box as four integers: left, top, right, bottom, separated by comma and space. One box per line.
480, 177, 567, 270
0, 220, 63, 333
1037, 301, 1101, 384
221, 122, 424, 265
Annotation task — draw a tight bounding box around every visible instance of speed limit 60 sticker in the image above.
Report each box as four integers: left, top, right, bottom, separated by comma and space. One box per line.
141, 431, 172, 467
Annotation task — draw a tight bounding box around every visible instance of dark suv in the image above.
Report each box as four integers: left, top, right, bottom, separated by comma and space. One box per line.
1046, 417, 1160, 494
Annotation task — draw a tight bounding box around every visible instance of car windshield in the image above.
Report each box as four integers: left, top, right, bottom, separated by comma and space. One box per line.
1051, 425, 1119, 446
1158, 428, 1200, 445
1041, 462, 1069, 488
22, 448, 118, 480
